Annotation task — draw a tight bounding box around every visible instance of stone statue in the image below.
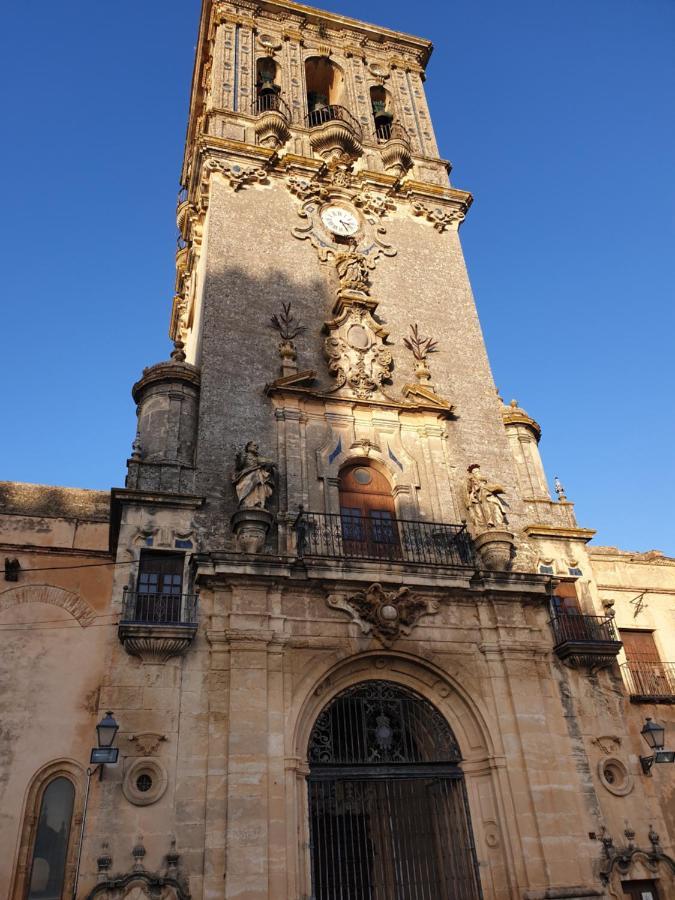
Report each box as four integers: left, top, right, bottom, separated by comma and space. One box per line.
334, 248, 370, 293
232, 442, 276, 510
465, 463, 508, 528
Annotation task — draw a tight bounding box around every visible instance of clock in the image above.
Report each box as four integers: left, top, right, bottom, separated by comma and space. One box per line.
321, 205, 360, 237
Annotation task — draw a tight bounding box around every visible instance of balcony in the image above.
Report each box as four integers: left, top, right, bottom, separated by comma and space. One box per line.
305, 105, 363, 161
549, 613, 622, 669
376, 121, 410, 144
621, 661, 675, 703
252, 93, 291, 120
294, 511, 475, 569
118, 589, 198, 662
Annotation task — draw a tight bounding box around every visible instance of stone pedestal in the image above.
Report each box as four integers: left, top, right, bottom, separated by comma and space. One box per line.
231, 508, 274, 553
473, 529, 516, 572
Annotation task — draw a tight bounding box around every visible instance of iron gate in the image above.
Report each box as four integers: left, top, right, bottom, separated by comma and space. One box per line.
307, 682, 483, 900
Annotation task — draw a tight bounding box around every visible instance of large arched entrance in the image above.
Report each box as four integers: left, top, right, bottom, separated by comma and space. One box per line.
307, 680, 483, 899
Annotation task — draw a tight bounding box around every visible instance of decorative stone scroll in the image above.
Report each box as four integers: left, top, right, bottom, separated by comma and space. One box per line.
327, 583, 439, 646
201, 158, 268, 192
411, 200, 465, 232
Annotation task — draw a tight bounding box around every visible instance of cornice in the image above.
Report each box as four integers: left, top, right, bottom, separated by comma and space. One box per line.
523, 524, 597, 542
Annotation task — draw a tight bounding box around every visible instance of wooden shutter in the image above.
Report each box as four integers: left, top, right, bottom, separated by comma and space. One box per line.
620, 630, 661, 663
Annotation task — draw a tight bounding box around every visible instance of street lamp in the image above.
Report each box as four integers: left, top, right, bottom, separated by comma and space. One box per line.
72, 712, 121, 898
640, 718, 675, 775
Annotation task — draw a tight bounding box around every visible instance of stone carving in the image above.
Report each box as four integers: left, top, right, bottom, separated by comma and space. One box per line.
353, 190, 396, 220
327, 583, 439, 646
201, 158, 268, 193
465, 464, 515, 571
334, 247, 370, 295
127, 732, 167, 756
403, 323, 438, 385
233, 442, 276, 510
411, 200, 465, 232
465, 464, 508, 529
270, 302, 305, 375
323, 309, 393, 399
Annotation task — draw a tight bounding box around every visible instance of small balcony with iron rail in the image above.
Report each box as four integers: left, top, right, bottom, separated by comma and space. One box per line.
549, 612, 622, 669
293, 509, 476, 572
118, 588, 199, 663
621, 661, 675, 703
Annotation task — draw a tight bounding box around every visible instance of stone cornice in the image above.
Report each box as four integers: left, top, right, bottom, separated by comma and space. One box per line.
523, 524, 597, 542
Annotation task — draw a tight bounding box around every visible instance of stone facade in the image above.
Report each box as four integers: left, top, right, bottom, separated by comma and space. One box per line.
1, 2, 674, 900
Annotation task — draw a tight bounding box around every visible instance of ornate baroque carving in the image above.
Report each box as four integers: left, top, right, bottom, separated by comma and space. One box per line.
403, 323, 439, 385
327, 583, 439, 646
201, 158, 268, 192
411, 200, 465, 232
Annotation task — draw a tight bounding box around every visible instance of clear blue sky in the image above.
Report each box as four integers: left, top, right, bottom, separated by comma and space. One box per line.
2, 1, 674, 553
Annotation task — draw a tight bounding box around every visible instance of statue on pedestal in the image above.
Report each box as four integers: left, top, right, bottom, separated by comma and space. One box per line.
465, 463, 508, 528
233, 442, 276, 510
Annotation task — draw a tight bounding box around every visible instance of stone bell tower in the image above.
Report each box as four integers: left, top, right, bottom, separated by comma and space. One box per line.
84, 3, 666, 900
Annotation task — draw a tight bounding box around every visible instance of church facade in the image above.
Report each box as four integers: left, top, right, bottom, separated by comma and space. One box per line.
1, 2, 674, 899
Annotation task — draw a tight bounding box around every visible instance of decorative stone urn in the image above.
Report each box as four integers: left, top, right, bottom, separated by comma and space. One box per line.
231, 508, 274, 553
473, 529, 516, 572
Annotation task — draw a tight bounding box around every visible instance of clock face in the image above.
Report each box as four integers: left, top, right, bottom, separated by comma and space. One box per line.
321, 206, 360, 237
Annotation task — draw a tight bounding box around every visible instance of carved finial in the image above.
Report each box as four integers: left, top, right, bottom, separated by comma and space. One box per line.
171, 339, 187, 362
132, 836, 146, 871
166, 837, 180, 874
554, 475, 567, 501
403, 323, 438, 385
270, 302, 305, 376
97, 842, 112, 880
130, 429, 142, 461
624, 823, 635, 849
648, 825, 661, 851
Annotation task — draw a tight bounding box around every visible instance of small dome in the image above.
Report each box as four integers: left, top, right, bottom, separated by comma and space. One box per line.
501, 397, 542, 441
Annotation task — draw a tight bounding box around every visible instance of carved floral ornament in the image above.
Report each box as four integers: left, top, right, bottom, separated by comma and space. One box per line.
326, 583, 439, 646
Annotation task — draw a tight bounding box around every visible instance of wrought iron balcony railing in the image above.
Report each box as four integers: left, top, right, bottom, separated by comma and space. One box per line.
375, 121, 410, 144
293, 510, 475, 568
251, 92, 292, 120
549, 613, 622, 668
305, 104, 363, 139
621, 661, 675, 702
550, 613, 619, 645
120, 589, 198, 627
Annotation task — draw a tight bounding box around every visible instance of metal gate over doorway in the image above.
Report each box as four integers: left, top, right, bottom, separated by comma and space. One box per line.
307, 681, 483, 900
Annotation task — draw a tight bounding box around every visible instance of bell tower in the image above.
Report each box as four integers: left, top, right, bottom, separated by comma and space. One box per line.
90, 3, 634, 900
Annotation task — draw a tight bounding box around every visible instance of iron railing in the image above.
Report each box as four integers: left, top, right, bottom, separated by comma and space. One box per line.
549, 613, 619, 646
376, 121, 410, 144
294, 510, 475, 567
305, 104, 363, 138
120, 589, 198, 626
251, 92, 291, 120
621, 661, 675, 700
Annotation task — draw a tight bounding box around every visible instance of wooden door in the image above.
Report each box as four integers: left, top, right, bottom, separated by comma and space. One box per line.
339, 465, 400, 560
620, 630, 669, 696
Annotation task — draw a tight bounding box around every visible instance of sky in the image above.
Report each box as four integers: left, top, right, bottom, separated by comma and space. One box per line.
1, 0, 674, 553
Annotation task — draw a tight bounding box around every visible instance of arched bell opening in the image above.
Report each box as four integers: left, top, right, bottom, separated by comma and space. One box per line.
305, 56, 345, 125
338, 461, 401, 561
307, 680, 483, 899
254, 57, 282, 114
370, 85, 395, 140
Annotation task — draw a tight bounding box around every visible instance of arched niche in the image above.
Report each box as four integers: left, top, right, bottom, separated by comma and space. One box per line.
305, 56, 344, 114
255, 56, 280, 97
370, 84, 394, 134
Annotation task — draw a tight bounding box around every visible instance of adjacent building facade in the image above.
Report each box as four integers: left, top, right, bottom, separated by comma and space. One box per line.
1, 2, 674, 899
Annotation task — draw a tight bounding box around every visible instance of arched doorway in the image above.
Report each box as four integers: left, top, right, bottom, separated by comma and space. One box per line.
307, 680, 483, 899
338, 463, 401, 560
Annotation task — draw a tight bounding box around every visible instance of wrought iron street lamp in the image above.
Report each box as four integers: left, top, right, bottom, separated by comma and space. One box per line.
640, 718, 675, 775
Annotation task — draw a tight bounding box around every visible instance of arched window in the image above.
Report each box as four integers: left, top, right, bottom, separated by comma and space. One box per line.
338, 462, 400, 560
26, 776, 75, 899
305, 56, 344, 124
308, 681, 482, 899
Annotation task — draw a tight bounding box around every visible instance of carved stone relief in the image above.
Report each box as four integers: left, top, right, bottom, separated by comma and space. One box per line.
326, 583, 439, 646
